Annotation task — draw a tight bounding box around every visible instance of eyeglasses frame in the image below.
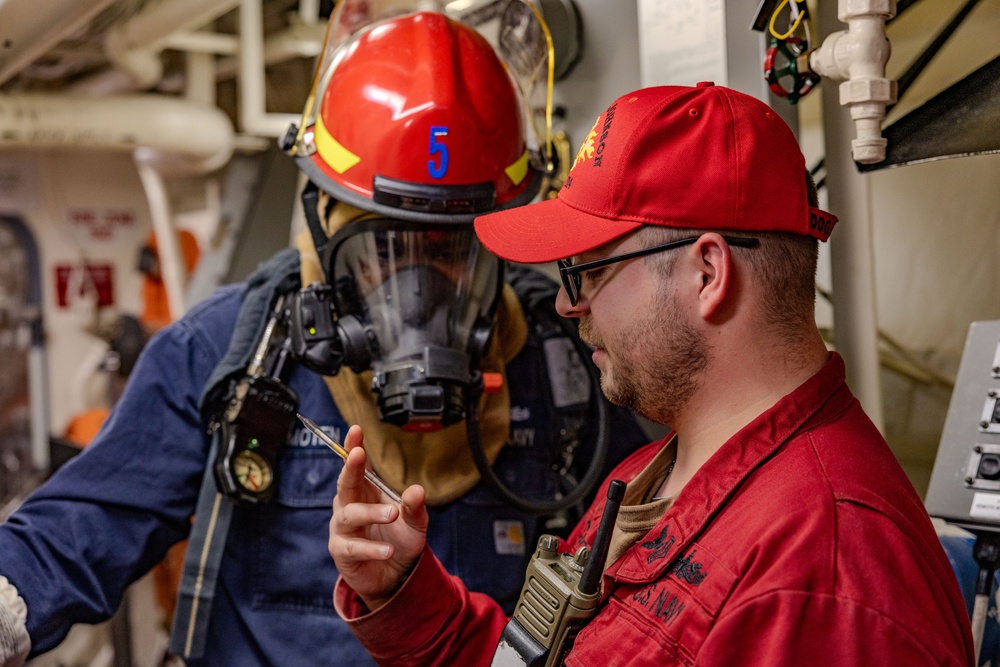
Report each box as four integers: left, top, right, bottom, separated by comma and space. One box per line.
557, 234, 760, 306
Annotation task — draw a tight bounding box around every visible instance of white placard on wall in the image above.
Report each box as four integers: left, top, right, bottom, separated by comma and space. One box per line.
638, 0, 728, 88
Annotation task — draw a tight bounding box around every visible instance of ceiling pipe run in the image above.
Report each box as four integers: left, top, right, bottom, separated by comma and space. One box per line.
64, 0, 318, 139
0, 93, 234, 174
70, 0, 242, 95
0, 0, 119, 87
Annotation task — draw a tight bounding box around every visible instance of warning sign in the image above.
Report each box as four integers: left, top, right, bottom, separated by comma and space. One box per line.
54, 263, 114, 308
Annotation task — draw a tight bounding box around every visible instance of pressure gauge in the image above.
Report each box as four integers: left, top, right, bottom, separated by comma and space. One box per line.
233, 450, 273, 493
214, 375, 298, 503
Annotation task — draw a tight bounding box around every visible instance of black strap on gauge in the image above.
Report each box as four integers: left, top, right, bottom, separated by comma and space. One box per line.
170, 289, 298, 660
169, 258, 299, 658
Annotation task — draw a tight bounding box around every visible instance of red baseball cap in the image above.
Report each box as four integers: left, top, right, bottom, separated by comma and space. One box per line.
475, 83, 837, 263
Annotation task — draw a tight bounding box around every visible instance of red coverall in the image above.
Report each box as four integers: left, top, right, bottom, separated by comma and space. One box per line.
336, 353, 974, 666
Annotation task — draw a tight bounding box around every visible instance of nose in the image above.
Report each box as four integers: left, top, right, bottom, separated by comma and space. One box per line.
555, 284, 587, 319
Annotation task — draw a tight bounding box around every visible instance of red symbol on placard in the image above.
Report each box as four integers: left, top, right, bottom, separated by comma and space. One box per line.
54, 264, 115, 308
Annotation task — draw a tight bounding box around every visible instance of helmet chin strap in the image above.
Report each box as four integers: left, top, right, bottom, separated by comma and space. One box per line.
301, 180, 330, 275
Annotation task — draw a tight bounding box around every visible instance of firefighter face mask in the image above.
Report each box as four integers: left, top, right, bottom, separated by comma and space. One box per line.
323, 218, 502, 431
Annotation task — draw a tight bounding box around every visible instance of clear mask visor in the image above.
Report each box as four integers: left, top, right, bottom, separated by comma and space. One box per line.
328, 220, 502, 371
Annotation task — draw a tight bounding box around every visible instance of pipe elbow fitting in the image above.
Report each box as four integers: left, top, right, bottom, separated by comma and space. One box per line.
104, 29, 163, 89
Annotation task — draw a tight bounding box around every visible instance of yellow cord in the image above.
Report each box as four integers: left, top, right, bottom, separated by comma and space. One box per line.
768, 0, 806, 41
526, 0, 556, 172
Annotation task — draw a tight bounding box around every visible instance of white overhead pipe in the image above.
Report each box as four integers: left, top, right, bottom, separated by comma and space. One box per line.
102, 0, 241, 55
299, 0, 322, 25
239, 0, 301, 138
215, 22, 324, 80
808, 0, 897, 164
135, 154, 188, 320
165, 23, 323, 81
165, 32, 241, 56
0, 0, 118, 87
167, 21, 325, 66
71, 0, 241, 94
0, 94, 235, 175
186, 51, 218, 106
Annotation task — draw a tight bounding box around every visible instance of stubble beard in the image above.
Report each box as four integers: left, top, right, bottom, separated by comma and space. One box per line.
579, 291, 709, 426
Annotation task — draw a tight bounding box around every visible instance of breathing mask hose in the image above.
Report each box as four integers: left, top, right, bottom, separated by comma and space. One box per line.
465, 320, 610, 515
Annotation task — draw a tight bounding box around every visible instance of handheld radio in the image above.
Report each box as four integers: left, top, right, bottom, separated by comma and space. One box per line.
491, 479, 626, 666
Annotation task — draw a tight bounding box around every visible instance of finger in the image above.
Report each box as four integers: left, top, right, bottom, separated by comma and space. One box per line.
332, 535, 394, 562
343, 424, 364, 452
399, 484, 429, 534
336, 446, 374, 503
337, 447, 368, 494
342, 425, 383, 479
334, 501, 398, 533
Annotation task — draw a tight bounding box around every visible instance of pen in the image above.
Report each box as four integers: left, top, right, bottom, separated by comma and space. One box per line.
296, 413, 403, 504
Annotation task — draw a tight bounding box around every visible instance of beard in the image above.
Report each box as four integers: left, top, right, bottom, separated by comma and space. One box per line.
578, 290, 708, 426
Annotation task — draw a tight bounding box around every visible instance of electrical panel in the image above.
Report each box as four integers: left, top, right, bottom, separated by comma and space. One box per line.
926, 320, 1000, 533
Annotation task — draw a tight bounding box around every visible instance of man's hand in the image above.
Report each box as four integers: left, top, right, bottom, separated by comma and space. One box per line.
329, 425, 429, 612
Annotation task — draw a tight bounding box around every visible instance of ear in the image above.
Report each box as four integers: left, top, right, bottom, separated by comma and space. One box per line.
692, 233, 733, 320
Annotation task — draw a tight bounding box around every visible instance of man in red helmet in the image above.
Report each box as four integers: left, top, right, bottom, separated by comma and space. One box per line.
329, 84, 974, 665
0, 6, 648, 666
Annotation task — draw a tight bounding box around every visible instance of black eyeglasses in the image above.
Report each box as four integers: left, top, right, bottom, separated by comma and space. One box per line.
557, 235, 760, 306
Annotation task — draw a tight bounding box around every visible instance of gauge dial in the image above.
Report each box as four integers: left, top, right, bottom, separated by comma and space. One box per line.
233, 450, 273, 493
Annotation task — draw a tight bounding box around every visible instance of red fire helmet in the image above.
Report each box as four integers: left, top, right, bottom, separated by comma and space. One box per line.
288, 11, 543, 223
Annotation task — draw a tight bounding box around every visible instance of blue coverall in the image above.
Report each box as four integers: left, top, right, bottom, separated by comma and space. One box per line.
0, 282, 648, 665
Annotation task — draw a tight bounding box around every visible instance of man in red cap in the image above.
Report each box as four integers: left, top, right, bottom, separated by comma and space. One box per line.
329, 84, 974, 665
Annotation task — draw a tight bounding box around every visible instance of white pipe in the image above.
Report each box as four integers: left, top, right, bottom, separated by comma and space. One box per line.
28, 342, 50, 470
214, 23, 324, 80
101, 39, 163, 91
0, 0, 118, 87
808, 0, 896, 164
264, 25, 325, 61
71, 0, 241, 94
299, 0, 322, 25
239, 0, 301, 138
818, 0, 885, 433
0, 94, 234, 176
164, 24, 324, 77
186, 52, 217, 106
103, 0, 241, 52
165, 32, 241, 56
135, 154, 188, 320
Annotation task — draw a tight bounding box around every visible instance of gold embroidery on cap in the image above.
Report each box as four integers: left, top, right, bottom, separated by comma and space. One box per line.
574, 118, 599, 167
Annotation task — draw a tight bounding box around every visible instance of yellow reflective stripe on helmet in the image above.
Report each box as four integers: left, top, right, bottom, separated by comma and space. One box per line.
505, 150, 529, 186
314, 114, 361, 174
